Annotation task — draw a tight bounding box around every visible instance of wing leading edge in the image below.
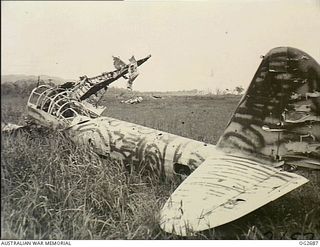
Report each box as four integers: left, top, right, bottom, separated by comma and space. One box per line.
160, 154, 308, 236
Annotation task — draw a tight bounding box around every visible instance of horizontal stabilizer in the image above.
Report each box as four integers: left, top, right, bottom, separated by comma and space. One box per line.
160, 154, 308, 236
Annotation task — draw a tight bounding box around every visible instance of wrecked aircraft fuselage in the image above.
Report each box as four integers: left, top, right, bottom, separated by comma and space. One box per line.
27, 83, 222, 178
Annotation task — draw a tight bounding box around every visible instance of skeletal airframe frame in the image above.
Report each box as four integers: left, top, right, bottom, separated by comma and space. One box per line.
27, 85, 96, 129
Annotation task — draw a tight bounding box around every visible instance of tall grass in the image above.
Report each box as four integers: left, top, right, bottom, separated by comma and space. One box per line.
1, 130, 180, 239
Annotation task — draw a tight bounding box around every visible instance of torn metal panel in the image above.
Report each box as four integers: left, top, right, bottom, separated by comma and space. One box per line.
127, 56, 139, 90
1, 123, 23, 132
121, 96, 143, 104
306, 91, 320, 99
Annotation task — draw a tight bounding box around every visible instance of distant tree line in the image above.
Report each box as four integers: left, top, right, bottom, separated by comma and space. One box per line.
214, 85, 244, 95
1, 79, 246, 98
1, 80, 56, 97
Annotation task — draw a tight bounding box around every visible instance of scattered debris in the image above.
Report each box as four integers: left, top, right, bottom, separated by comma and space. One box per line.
152, 95, 162, 99
1, 122, 23, 132
121, 96, 143, 104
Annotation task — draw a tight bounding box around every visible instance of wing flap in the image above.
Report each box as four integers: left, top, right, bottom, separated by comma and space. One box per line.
160, 154, 308, 236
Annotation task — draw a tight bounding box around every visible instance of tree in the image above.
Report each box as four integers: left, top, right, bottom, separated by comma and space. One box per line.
223, 88, 231, 95
235, 85, 244, 95
215, 88, 222, 95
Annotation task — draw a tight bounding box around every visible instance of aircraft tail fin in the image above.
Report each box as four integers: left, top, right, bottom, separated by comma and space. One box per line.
217, 47, 320, 168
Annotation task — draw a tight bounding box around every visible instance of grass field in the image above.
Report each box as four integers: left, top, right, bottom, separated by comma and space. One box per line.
1, 92, 319, 240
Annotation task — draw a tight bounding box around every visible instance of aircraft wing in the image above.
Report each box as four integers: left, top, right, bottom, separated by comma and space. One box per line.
160, 154, 308, 236
80, 75, 121, 101
80, 55, 151, 100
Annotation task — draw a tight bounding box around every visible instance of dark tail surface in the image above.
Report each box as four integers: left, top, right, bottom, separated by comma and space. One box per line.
217, 47, 320, 167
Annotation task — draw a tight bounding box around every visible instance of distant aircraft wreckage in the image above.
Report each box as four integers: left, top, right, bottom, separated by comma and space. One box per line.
120, 96, 143, 104
2, 47, 320, 236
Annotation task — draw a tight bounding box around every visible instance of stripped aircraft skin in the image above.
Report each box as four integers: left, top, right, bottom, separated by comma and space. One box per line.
4, 47, 319, 236
218, 47, 320, 169
68, 116, 221, 178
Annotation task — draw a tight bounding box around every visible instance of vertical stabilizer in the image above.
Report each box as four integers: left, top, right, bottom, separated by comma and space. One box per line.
217, 47, 320, 167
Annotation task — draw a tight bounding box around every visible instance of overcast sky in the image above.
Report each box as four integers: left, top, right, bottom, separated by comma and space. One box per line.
2, 0, 320, 91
